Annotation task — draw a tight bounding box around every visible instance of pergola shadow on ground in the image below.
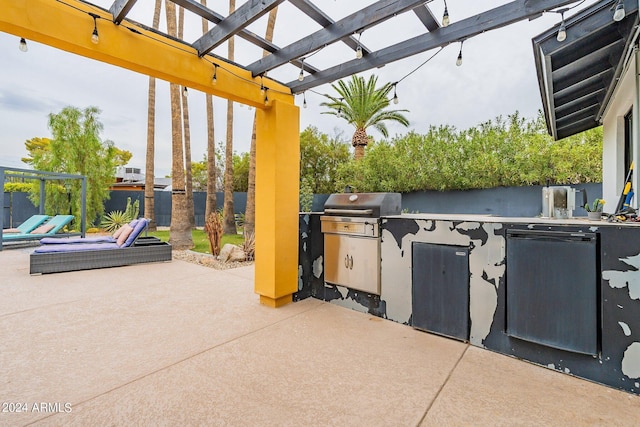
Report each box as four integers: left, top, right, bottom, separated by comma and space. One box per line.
1, 166, 87, 250
0, 248, 638, 425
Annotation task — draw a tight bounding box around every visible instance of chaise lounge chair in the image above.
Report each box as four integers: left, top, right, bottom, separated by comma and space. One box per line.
2, 214, 50, 235
2, 215, 75, 242
30, 218, 171, 274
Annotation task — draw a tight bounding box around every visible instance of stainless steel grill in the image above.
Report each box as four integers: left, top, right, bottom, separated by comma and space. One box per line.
320, 192, 401, 295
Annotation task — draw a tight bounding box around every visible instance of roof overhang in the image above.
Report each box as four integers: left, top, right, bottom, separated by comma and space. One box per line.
533, 0, 639, 140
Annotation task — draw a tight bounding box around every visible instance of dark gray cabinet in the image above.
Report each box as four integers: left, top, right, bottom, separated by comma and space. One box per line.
411, 242, 469, 341
506, 229, 599, 355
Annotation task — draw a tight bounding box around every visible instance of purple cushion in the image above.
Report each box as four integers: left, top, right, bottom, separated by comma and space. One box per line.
34, 243, 120, 253
40, 236, 117, 245
123, 218, 148, 247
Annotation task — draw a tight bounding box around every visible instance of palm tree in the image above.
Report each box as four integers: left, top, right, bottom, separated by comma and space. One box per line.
321, 75, 409, 160
222, 0, 237, 235
245, 6, 278, 237
165, 0, 193, 249
202, 0, 217, 220
178, 5, 195, 227
144, 0, 162, 232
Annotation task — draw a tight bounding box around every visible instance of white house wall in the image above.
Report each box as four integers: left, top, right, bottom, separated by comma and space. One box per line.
602, 49, 638, 209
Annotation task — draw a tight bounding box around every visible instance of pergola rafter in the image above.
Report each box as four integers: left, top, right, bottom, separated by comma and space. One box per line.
101, 0, 587, 93
193, 0, 285, 56
247, 0, 429, 77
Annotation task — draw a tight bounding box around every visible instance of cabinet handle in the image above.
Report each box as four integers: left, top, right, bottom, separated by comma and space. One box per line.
344, 255, 349, 268
349, 255, 353, 269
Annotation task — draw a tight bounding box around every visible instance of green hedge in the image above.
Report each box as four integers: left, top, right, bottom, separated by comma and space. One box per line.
320, 113, 602, 193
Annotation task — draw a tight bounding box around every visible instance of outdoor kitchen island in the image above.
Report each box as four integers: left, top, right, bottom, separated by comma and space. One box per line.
296, 213, 640, 395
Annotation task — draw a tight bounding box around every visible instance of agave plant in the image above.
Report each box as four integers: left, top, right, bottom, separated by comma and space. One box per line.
100, 210, 130, 232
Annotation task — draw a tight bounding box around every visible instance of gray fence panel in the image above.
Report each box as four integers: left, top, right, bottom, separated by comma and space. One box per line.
3, 192, 38, 228
401, 183, 602, 217
6, 184, 605, 229
104, 191, 249, 227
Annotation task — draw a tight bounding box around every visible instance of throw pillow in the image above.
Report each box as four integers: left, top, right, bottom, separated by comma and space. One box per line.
116, 224, 134, 247
30, 224, 55, 234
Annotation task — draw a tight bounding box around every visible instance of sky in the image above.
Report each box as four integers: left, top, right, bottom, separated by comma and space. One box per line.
0, 1, 599, 177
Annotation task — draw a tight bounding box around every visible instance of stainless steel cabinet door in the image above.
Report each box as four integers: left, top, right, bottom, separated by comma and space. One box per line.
324, 234, 380, 294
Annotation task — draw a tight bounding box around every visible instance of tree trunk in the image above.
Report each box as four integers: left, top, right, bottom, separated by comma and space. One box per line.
166, 0, 193, 249
202, 0, 217, 220
222, 0, 237, 235
245, 7, 278, 237
245, 117, 257, 236
143, 0, 162, 232
352, 128, 368, 160
178, 6, 195, 228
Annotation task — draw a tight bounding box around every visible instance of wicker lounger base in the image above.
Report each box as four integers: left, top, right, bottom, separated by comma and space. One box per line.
30, 243, 172, 274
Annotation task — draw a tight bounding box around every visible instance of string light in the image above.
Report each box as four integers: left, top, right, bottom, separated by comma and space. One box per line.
303, 92, 307, 109
442, 0, 450, 27
89, 13, 100, 44
264, 88, 269, 106
613, 0, 625, 21
392, 83, 399, 105
355, 32, 363, 59
298, 58, 305, 82
456, 41, 463, 66
260, 75, 266, 97
183, 86, 188, 97
557, 11, 567, 42
18, 38, 28, 52
212, 64, 218, 85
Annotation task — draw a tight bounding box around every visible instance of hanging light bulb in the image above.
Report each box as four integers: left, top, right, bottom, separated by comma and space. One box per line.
264, 89, 269, 106
456, 41, 463, 66
90, 13, 100, 44
212, 64, 218, 85
355, 45, 363, 59
442, 0, 450, 27
556, 12, 567, 42
613, 0, 626, 22
183, 87, 188, 97
303, 92, 307, 109
392, 84, 399, 105
337, 105, 342, 118
260, 75, 266, 97
18, 38, 28, 52
298, 59, 305, 81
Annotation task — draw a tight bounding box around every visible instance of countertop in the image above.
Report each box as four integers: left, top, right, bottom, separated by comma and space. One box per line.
382, 213, 640, 226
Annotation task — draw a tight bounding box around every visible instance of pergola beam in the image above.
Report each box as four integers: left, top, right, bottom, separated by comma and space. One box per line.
249, 0, 428, 77
287, 0, 371, 56
413, 4, 440, 32
0, 0, 292, 108
288, 0, 584, 92
172, 0, 317, 73
193, 0, 285, 56
109, 0, 138, 24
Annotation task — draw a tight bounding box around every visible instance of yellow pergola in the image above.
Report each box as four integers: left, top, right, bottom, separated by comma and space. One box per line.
0, 0, 299, 307
1, 0, 584, 307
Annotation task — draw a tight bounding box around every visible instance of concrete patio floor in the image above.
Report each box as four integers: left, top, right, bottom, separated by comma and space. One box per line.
1, 247, 639, 426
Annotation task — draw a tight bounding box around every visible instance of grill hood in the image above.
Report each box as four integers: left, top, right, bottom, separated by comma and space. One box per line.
323, 192, 402, 217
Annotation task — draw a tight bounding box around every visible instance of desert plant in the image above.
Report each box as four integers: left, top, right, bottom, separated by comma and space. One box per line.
124, 197, 140, 220
204, 211, 224, 256
242, 231, 255, 261
100, 210, 129, 232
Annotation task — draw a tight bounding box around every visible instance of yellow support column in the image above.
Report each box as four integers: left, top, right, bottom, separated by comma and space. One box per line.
255, 100, 300, 307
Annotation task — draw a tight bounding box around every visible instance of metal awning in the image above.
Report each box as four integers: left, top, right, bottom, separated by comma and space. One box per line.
533, 0, 639, 140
